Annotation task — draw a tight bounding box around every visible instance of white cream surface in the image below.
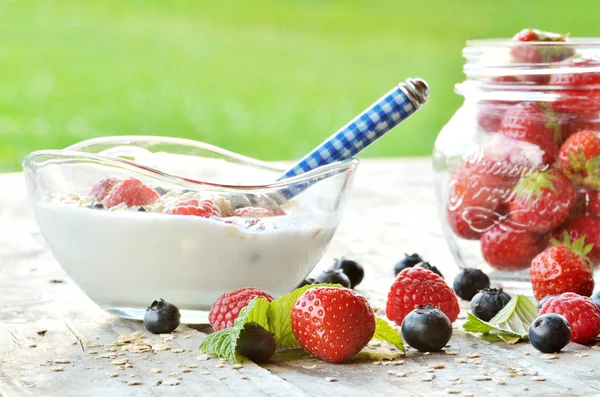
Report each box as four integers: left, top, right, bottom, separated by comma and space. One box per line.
34, 203, 336, 310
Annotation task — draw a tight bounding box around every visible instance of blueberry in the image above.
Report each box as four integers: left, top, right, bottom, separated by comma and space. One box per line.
415, 261, 444, 279
330, 258, 364, 288
591, 292, 600, 309
528, 314, 571, 353
314, 269, 351, 288
154, 187, 170, 196
297, 277, 315, 288
453, 268, 490, 301
471, 288, 511, 321
401, 304, 452, 352
236, 322, 276, 363
88, 203, 104, 210
537, 294, 559, 311
394, 253, 424, 276
143, 299, 181, 334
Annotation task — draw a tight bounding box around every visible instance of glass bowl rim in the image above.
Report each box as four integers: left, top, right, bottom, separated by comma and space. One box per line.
22, 135, 360, 192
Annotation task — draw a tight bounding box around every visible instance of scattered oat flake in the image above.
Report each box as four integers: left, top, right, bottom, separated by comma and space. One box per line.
421, 374, 435, 382
176, 363, 185, 367
386, 370, 396, 376
527, 371, 538, 376
464, 394, 474, 397
200, 371, 210, 376
592, 345, 600, 351
240, 375, 249, 380
188, 364, 198, 368
87, 351, 98, 355
172, 349, 185, 353
167, 372, 177, 377
151, 368, 162, 373
429, 363, 445, 369
372, 361, 381, 366
447, 391, 461, 395
302, 365, 317, 369
540, 354, 559, 360
325, 377, 337, 382
396, 371, 410, 377
524, 387, 529, 391
37, 330, 47, 337
182, 369, 192, 373
51, 367, 64, 372
28, 343, 37, 348
54, 359, 70, 364
108, 373, 119, 378
472, 375, 492, 381
466, 352, 480, 358
196, 354, 210, 361
497, 378, 506, 385
532, 376, 546, 382
507, 363, 521, 371
215, 364, 225, 368
423, 368, 435, 373
444, 350, 458, 355
111, 359, 128, 365
163, 379, 180, 386
231, 364, 243, 369
127, 381, 142, 386
455, 358, 467, 364
576, 352, 589, 358
183, 335, 191, 339
423, 352, 431, 355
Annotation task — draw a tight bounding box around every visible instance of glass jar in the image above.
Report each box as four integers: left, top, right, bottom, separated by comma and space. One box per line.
433, 38, 600, 294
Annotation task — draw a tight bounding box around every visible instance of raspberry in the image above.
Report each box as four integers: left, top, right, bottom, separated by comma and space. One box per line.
386, 267, 460, 326
233, 207, 274, 217
103, 178, 159, 208
164, 199, 221, 218
539, 292, 600, 344
89, 176, 121, 201
208, 287, 274, 331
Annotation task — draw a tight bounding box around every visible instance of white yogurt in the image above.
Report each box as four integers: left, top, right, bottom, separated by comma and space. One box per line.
34, 203, 336, 311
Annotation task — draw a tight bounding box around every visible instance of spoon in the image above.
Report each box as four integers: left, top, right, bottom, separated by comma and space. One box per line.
229, 77, 430, 210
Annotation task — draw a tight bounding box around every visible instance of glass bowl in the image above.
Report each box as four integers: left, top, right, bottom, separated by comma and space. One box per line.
434, 37, 600, 295
23, 136, 359, 323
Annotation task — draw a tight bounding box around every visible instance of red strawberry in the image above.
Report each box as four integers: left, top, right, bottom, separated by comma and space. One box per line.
552, 216, 600, 265
589, 189, 600, 219
550, 57, 600, 119
511, 28, 572, 64
510, 29, 573, 84
499, 102, 563, 164
446, 151, 526, 239
232, 207, 274, 217
103, 178, 159, 208
89, 176, 121, 201
386, 267, 460, 326
530, 245, 594, 301
164, 199, 221, 218
508, 169, 575, 233
480, 224, 547, 271
539, 292, 600, 344
208, 287, 274, 331
557, 130, 600, 190
290, 287, 376, 363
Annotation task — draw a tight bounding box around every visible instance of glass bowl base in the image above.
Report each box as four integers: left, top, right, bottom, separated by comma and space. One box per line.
104, 306, 209, 324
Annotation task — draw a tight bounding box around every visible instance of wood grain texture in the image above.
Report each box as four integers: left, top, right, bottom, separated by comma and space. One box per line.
2, 160, 600, 397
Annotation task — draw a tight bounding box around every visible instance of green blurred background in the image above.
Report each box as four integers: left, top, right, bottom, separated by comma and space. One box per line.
1, 0, 598, 172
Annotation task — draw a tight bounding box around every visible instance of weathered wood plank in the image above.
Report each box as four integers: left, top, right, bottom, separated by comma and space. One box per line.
2, 161, 600, 396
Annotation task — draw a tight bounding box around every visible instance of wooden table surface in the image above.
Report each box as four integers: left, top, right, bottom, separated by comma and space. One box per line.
2, 158, 600, 397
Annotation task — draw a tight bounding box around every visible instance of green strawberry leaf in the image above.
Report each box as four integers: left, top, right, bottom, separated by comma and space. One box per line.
463, 295, 538, 343
373, 318, 405, 353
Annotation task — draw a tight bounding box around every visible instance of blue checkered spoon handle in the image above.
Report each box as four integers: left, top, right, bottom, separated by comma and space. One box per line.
279, 78, 429, 181
273, 78, 429, 201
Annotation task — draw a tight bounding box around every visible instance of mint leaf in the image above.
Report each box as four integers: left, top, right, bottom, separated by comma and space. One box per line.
267, 284, 336, 349
463, 295, 537, 343
199, 297, 270, 363
373, 318, 405, 353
